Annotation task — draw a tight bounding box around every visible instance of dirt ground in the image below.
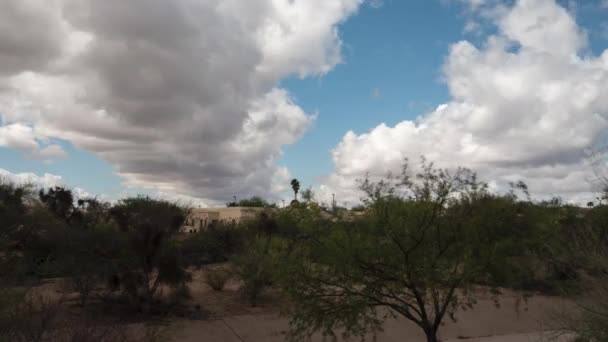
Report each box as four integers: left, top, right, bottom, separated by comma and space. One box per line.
164, 269, 575, 342
33, 268, 575, 342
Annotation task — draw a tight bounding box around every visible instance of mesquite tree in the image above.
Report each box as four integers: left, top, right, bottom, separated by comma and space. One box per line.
276, 160, 521, 342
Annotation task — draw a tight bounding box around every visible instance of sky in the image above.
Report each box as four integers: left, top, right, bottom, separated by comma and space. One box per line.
0, 0, 608, 207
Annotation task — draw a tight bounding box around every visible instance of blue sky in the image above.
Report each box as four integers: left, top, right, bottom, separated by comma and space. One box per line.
1, 0, 608, 204
278, 0, 608, 190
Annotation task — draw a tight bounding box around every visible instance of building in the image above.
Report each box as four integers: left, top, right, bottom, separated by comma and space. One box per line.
181, 207, 265, 233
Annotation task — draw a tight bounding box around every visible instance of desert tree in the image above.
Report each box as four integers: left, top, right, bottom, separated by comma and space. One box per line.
108, 197, 191, 307
300, 188, 315, 203
546, 201, 608, 341
236, 196, 273, 208
275, 159, 527, 342
38, 187, 75, 223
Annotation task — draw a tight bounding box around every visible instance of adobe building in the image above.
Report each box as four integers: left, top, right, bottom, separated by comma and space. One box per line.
181, 207, 265, 233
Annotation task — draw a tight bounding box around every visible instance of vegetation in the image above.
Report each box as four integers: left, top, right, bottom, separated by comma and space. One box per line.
233, 236, 276, 307
204, 266, 232, 291
275, 161, 542, 342
226, 196, 276, 208
2, 159, 608, 341
108, 197, 191, 307
290, 178, 300, 202
547, 200, 608, 341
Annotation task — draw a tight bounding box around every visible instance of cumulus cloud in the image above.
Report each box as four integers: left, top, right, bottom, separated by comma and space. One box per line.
30, 144, 68, 160
0, 168, 64, 189
0, 0, 362, 202
0, 168, 103, 202
318, 0, 608, 205
0, 123, 67, 160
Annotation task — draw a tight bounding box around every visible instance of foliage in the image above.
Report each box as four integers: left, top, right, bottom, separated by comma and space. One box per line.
0, 287, 168, 342
0, 182, 35, 284
38, 187, 75, 223
290, 179, 300, 201
233, 236, 277, 307
300, 188, 315, 203
181, 223, 247, 266
274, 160, 535, 342
107, 197, 192, 306
204, 266, 232, 291
0, 290, 60, 342
547, 204, 608, 341
237, 196, 275, 208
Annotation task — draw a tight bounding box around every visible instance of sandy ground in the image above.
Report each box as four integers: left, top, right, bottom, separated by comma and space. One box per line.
163, 269, 575, 342
33, 269, 575, 342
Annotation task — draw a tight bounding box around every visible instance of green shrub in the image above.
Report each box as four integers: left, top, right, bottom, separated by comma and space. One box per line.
204, 266, 231, 291
181, 225, 247, 266
233, 237, 275, 307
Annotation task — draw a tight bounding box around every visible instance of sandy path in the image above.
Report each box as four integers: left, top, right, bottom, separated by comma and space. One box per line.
167, 294, 573, 342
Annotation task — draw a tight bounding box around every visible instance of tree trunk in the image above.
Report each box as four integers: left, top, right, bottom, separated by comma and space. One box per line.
424, 328, 439, 342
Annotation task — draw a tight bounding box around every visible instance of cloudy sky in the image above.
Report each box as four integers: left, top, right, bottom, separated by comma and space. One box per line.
0, 0, 607, 206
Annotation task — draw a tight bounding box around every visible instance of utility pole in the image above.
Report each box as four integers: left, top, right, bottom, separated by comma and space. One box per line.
282, 199, 285, 208
332, 193, 336, 209
233, 195, 237, 205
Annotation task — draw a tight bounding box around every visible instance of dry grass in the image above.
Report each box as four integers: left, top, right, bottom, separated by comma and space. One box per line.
204, 266, 232, 291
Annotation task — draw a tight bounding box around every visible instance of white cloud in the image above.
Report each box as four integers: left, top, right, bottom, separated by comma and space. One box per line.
318, 0, 608, 206
0, 123, 39, 151
271, 166, 292, 194
0, 0, 363, 203
0, 123, 67, 160
0, 168, 64, 189
0, 168, 110, 203
463, 20, 482, 35
30, 144, 68, 160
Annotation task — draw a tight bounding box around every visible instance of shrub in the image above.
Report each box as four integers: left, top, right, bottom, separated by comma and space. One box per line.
181, 224, 247, 266
108, 197, 192, 308
204, 266, 231, 291
60, 275, 98, 307
0, 290, 61, 342
233, 237, 275, 307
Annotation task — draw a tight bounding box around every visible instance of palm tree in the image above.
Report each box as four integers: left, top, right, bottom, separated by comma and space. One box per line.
290, 179, 300, 201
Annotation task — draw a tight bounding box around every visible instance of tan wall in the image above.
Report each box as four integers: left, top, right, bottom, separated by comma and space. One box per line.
181, 207, 264, 233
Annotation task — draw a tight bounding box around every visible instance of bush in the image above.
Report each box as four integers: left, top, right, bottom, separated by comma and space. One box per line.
0, 290, 61, 342
181, 224, 247, 266
233, 237, 275, 307
204, 266, 231, 291
60, 275, 99, 307
108, 197, 192, 308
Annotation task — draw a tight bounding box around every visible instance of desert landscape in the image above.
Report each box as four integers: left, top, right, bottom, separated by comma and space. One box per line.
166, 270, 574, 342
3, 0, 608, 340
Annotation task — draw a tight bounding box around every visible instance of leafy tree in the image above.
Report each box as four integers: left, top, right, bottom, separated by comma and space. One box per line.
181, 222, 247, 266
39, 187, 75, 223
0, 182, 36, 284
290, 179, 300, 201
236, 196, 272, 207
547, 203, 608, 341
275, 160, 525, 342
300, 188, 315, 203
108, 197, 191, 306
233, 236, 277, 307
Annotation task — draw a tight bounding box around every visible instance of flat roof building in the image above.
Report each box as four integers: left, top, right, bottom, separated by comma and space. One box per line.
181, 207, 265, 233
